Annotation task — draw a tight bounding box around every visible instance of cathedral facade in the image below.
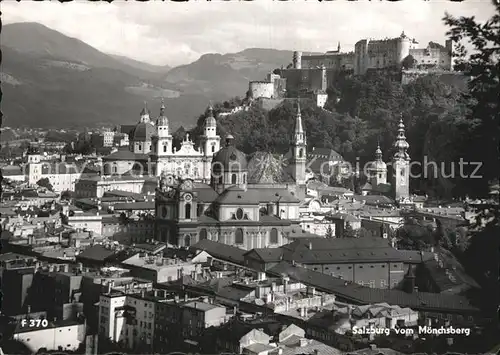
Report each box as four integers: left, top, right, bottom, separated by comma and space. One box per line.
105, 101, 220, 182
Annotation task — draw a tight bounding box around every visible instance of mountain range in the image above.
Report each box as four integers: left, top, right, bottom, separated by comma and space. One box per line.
1, 22, 293, 129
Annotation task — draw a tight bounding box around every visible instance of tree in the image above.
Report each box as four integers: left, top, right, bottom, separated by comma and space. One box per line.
443, 2, 500, 198
343, 222, 356, 238
36, 178, 54, 191
325, 225, 334, 238
61, 190, 73, 200
401, 55, 417, 70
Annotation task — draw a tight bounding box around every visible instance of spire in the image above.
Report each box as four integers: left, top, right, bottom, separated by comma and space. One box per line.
375, 140, 382, 161
140, 101, 149, 116
337, 41, 341, 52
160, 98, 165, 116
295, 101, 303, 135
394, 115, 409, 160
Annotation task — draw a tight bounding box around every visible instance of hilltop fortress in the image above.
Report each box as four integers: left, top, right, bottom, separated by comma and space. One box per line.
248, 32, 457, 108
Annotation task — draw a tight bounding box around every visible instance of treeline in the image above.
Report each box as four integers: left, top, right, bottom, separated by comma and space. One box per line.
182, 71, 492, 200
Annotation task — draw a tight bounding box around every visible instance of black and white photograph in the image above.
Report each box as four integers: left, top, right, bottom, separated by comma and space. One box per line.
0, 1, 499, 354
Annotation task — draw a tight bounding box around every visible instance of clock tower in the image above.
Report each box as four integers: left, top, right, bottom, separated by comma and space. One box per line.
392, 116, 410, 201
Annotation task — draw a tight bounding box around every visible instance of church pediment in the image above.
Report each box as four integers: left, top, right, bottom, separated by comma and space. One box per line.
175, 134, 203, 157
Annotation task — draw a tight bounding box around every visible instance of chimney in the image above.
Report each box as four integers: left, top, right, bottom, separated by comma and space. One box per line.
63, 264, 69, 273
299, 338, 308, 347
154, 289, 159, 297
141, 289, 146, 298
184, 293, 188, 302
107, 282, 112, 294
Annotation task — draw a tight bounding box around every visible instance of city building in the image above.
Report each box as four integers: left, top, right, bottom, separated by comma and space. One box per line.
154, 104, 311, 249
108, 101, 220, 182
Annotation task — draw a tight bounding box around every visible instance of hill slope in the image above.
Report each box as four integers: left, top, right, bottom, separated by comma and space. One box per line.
1, 23, 293, 129
163, 48, 293, 97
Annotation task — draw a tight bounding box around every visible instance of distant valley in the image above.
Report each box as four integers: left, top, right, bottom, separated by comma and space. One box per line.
1, 22, 293, 129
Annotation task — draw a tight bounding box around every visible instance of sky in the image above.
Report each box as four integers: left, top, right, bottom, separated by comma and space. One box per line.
2, 0, 495, 67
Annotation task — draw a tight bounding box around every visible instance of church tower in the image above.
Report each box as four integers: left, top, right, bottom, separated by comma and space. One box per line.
201, 105, 221, 156
392, 116, 410, 201
289, 102, 307, 186
27, 145, 42, 187
370, 143, 387, 187
156, 99, 173, 157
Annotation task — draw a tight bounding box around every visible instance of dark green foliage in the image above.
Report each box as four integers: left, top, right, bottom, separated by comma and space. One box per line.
37, 178, 54, 191
343, 222, 356, 238
325, 225, 334, 238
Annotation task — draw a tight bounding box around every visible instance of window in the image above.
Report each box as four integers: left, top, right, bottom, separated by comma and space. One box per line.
243, 174, 246, 183
199, 228, 207, 240
270, 228, 278, 244
299, 149, 304, 158
163, 145, 167, 153
231, 174, 237, 184
184, 235, 191, 247
211, 146, 215, 153
236, 208, 244, 220
185, 203, 191, 219
138, 144, 142, 151
235, 228, 244, 244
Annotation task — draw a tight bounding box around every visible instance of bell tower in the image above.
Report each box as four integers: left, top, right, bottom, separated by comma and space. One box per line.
392, 116, 410, 201
289, 101, 307, 186
201, 105, 221, 156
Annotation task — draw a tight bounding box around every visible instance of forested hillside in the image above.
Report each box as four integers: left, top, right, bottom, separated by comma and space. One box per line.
186, 73, 480, 200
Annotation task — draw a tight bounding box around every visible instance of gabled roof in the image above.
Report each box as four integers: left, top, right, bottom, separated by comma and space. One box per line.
191, 239, 246, 265
244, 248, 284, 262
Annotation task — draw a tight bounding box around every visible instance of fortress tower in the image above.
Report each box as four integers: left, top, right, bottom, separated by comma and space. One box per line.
293, 51, 302, 69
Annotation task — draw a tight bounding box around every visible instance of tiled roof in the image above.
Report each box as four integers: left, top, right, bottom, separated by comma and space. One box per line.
103, 149, 149, 161
268, 262, 479, 313
215, 186, 300, 205
113, 201, 155, 211
353, 195, 394, 206
77, 245, 116, 262
244, 248, 284, 262
191, 239, 246, 265
1, 166, 24, 176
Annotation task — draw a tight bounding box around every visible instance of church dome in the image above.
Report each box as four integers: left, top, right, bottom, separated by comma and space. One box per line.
205, 115, 216, 128
132, 122, 156, 141
212, 135, 247, 173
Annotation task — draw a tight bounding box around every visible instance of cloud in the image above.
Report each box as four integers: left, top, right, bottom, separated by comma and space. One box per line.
2, 0, 495, 67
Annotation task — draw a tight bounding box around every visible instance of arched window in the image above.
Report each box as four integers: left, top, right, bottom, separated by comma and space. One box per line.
163, 145, 167, 153
138, 144, 142, 151
199, 229, 207, 240
235, 228, 244, 244
184, 235, 191, 247
236, 208, 244, 220
231, 174, 237, 184
185, 203, 191, 219
299, 148, 304, 158
243, 174, 246, 183
211, 145, 215, 153
270, 228, 279, 244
